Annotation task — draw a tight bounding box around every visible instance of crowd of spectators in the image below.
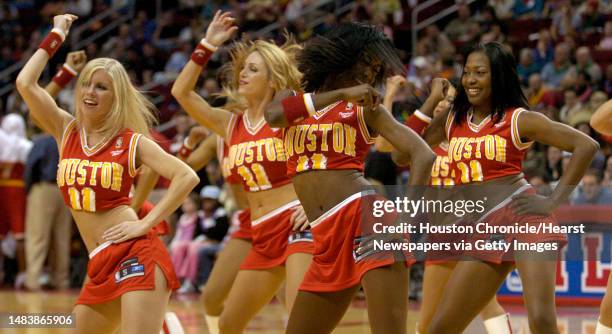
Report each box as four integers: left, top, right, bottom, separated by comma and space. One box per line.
0, 0, 611, 291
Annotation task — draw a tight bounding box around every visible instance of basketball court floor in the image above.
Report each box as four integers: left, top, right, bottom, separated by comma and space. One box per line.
0, 290, 601, 333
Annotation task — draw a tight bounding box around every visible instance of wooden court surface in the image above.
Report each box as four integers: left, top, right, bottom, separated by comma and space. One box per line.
0, 290, 602, 333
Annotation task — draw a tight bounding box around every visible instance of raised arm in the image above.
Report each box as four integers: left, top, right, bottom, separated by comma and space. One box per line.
171, 10, 237, 139
378, 78, 451, 152
104, 137, 200, 243
365, 104, 435, 186
265, 84, 380, 128
590, 99, 612, 136
16, 14, 78, 140
511, 111, 600, 214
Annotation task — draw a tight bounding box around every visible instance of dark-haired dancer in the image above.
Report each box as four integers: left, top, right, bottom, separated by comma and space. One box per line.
589, 100, 612, 334
266, 23, 435, 334
421, 42, 599, 334
386, 77, 513, 334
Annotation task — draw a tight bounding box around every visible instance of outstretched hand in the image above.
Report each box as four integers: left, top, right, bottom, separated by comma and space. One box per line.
205, 10, 238, 47
53, 14, 78, 37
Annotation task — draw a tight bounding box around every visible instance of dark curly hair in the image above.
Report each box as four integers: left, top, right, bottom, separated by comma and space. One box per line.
453, 42, 529, 124
298, 22, 405, 92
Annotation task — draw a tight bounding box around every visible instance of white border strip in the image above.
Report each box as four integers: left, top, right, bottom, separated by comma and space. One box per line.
475, 184, 532, 224
310, 190, 376, 228
89, 241, 112, 259
251, 200, 301, 227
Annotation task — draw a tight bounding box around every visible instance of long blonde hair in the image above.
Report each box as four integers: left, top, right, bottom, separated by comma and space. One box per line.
75, 58, 156, 136
221, 38, 303, 113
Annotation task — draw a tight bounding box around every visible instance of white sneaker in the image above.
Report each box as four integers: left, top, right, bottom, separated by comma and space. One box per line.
14, 272, 26, 289
177, 280, 195, 294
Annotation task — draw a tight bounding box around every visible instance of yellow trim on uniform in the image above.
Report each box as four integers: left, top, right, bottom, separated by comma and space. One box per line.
511, 108, 533, 150
0, 179, 25, 187
128, 133, 142, 177
445, 111, 455, 141
357, 105, 375, 144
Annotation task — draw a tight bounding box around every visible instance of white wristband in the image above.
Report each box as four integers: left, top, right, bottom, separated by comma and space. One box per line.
51, 28, 66, 42
62, 63, 78, 75
183, 137, 195, 150
200, 38, 219, 52
414, 109, 432, 123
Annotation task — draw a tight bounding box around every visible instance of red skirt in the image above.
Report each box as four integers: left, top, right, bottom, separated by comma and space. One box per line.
76, 231, 180, 305
300, 191, 412, 293
465, 185, 567, 263
240, 200, 313, 270
230, 208, 252, 241
0, 185, 26, 239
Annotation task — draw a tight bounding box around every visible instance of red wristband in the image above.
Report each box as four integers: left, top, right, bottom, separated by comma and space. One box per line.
191, 39, 217, 66
178, 144, 193, 159
38, 29, 65, 58
405, 110, 431, 136
282, 93, 314, 124
52, 64, 77, 88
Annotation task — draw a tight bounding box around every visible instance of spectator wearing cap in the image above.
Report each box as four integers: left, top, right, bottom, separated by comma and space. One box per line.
572, 169, 612, 205
174, 186, 228, 293
195, 186, 229, 290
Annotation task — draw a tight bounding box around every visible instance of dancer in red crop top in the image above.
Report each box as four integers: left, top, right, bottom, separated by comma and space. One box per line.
421, 42, 599, 334
16, 14, 199, 334
390, 82, 513, 334
266, 23, 435, 334
171, 11, 313, 334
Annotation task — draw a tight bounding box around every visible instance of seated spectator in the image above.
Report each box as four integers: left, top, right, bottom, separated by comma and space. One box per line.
559, 88, 583, 123
488, 0, 513, 20
526, 73, 549, 108
586, 90, 608, 113
550, 1, 574, 41
518, 48, 540, 86
598, 21, 612, 50
533, 29, 554, 71
512, 0, 544, 18
574, 46, 602, 84
572, 0, 605, 33
545, 146, 564, 182
573, 71, 594, 103
541, 43, 574, 88
444, 3, 475, 41
572, 169, 612, 205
